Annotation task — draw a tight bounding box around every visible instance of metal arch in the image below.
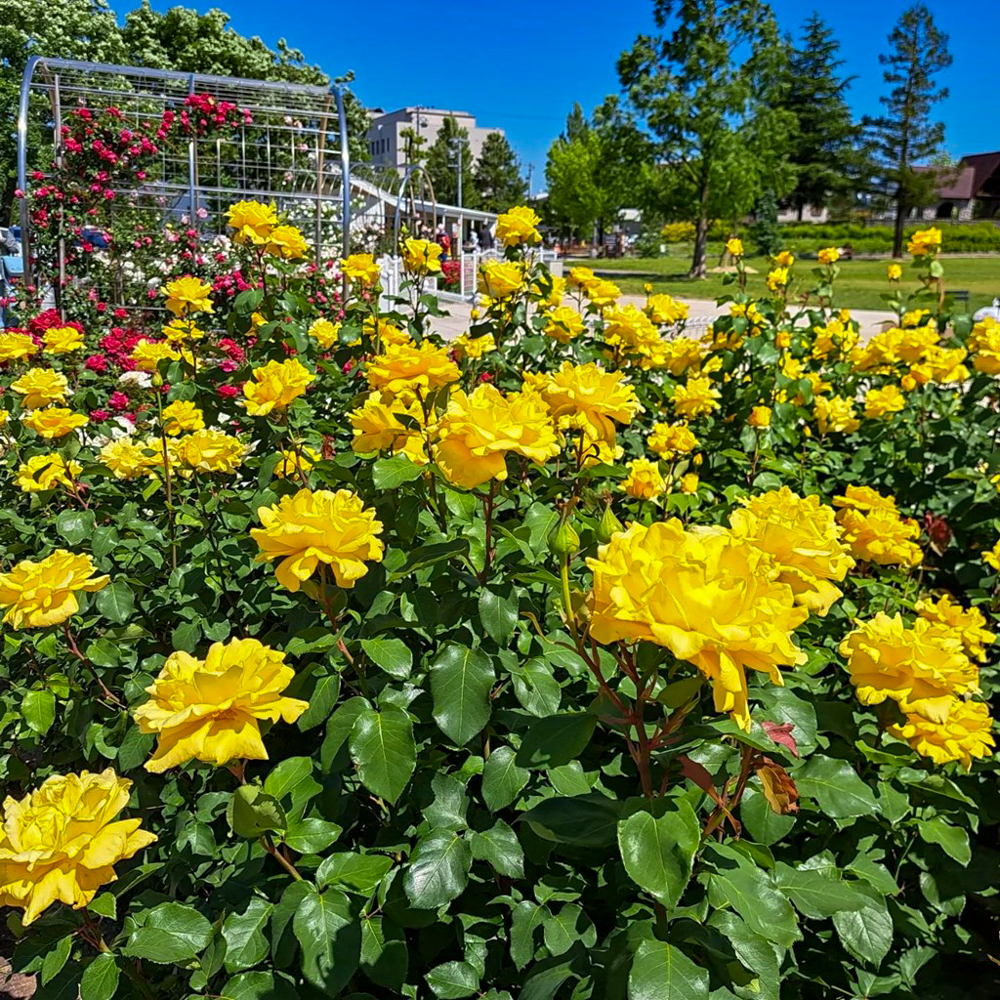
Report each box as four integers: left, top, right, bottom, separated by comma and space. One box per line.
333, 85, 351, 258
393, 164, 438, 247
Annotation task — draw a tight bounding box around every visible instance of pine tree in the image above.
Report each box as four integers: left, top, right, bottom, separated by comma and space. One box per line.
866, 3, 952, 256
424, 117, 478, 208
784, 13, 858, 219
473, 133, 526, 213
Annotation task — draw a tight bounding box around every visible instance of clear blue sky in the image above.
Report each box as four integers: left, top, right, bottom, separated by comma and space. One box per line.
107, 0, 993, 193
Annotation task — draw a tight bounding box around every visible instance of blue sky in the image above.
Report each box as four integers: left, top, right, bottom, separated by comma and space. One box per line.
108, 0, 993, 193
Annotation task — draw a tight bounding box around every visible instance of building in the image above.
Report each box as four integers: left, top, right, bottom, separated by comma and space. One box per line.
365, 107, 504, 173
913, 153, 1000, 220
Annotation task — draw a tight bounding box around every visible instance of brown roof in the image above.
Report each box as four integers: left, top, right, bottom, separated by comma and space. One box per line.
916, 152, 1000, 201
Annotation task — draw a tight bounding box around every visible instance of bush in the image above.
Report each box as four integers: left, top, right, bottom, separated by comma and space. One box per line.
775, 221, 1000, 254
660, 221, 697, 243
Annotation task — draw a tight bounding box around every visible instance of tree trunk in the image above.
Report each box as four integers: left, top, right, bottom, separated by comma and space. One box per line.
689, 181, 710, 279
892, 197, 906, 258
796, 201, 804, 223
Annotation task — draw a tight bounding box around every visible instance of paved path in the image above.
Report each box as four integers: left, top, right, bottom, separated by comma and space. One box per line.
431, 294, 896, 341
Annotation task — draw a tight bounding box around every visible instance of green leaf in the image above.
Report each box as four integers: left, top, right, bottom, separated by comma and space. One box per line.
832, 885, 893, 966
293, 887, 361, 994
511, 900, 548, 969
360, 636, 413, 679
80, 953, 119, 1000
740, 786, 797, 846
617, 799, 700, 907
41, 934, 72, 985
523, 793, 621, 847
360, 914, 408, 989
917, 817, 971, 866
316, 852, 393, 894
510, 658, 562, 717
628, 939, 708, 1000
773, 861, 866, 919
404, 830, 472, 909
469, 820, 524, 878
284, 817, 342, 854
478, 588, 518, 645
524, 502, 560, 554
116, 726, 155, 773
296, 674, 341, 730
389, 538, 470, 580
349, 705, 416, 803
96, 580, 135, 623
430, 644, 495, 745
796, 756, 878, 819
373, 454, 425, 489
516, 713, 596, 768
23, 688, 56, 735
87, 893, 116, 920
124, 902, 213, 964
226, 786, 287, 838
426, 959, 480, 998
481, 746, 529, 810
425, 773, 470, 831
56, 509, 96, 545
219, 971, 295, 1000
222, 897, 272, 973
263, 756, 319, 809
543, 903, 596, 955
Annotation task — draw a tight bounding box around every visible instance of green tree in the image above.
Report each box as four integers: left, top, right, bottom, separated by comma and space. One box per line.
784, 13, 858, 220
424, 116, 478, 208
618, 0, 794, 278
865, 3, 952, 257
473, 133, 526, 213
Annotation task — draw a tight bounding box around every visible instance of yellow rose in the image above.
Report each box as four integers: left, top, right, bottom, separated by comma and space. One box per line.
43, 326, 85, 354
679, 472, 699, 494
621, 458, 666, 500
726, 238, 744, 257
834, 487, 922, 567
170, 429, 244, 475
23, 407, 88, 439
644, 293, 689, 326
10, 367, 68, 409
134, 638, 308, 772
748, 405, 772, 428
227, 199, 277, 245
495, 205, 542, 247
162, 318, 205, 343
164, 276, 213, 317
401, 237, 443, 276
543, 306, 585, 343
888, 699, 994, 770
435, 385, 559, 489
839, 612, 978, 723
275, 446, 320, 479
907, 226, 942, 256
672, 376, 720, 419
131, 339, 181, 372
363, 317, 410, 347
647, 421, 699, 460
99, 438, 154, 480
350, 392, 432, 466
340, 253, 380, 286
453, 332, 497, 360
585, 279, 621, 308
984, 539, 1000, 572
567, 266, 598, 290
915, 593, 995, 662
587, 520, 808, 730
309, 318, 341, 349
775, 251, 795, 268
366, 341, 460, 400
909, 346, 969, 386
814, 395, 859, 435
252, 487, 384, 591
969, 317, 1000, 374
16, 453, 81, 493
0, 550, 109, 628
604, 304, 661, 356
162, 400, 205, 436
0, 769, 156, 925
864, 385, 906, 419
817, 247, 840, 264
887, 263, 903, 281
766, 267, 789, 292
0, 331, 38, 362
243, 358, 313, 416
729, 487, 854, 616
477, 259, 524, 299
265, 224, 309, 260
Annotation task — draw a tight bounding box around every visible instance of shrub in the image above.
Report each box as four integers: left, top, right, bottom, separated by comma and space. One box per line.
660, 221, 697, 243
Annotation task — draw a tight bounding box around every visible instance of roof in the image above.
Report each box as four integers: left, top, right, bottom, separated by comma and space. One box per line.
917, 151, 1000, 201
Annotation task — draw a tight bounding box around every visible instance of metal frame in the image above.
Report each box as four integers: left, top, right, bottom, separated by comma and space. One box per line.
17, 56, 352, 291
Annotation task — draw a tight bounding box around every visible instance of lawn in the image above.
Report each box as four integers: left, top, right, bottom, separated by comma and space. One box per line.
567, 247, 1000, 312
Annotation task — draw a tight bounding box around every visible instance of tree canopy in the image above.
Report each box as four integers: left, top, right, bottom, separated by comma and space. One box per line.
473, 133, 527, 214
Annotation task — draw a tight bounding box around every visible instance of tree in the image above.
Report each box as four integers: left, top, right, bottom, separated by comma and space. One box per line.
865, 3, 952, 257
784, 13, 858, 219
544, 98, 648, 242
424, 116, 478, 208
473, 133, 526, 213
618, 0, 794, 278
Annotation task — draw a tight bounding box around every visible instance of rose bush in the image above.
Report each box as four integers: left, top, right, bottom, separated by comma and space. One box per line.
0, 198, 997, 1000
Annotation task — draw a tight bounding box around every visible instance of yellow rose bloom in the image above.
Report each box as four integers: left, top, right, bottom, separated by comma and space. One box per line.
170, 429, 244, 475
726, 238, 744, 258
131, 339, 181, 372
162, 400, 205, 436
908, 346, 969, 386
902, 309, 931, 330
164, 276, 213, 317
252, 487, 384, 592
817, 247, 840, 265
531, 274, 566, 307
644, 338, 705, 378
834, 493, 922, 567
243, 358, 313, 416
672, 376, 720, 420
478, 259, 524, 299
680, 472, 699, 494
366, 341, 460, 400
43, 326, 85, 354
585, 279, 621, 308
604, 304, 661, 356
833, 484, 900, 515
812, 319, 859, 360
265, 224, 308, 260
350, 392, 432, 466
888, 699, 994, 771
309, 318, 341, 349
0, 331, 38, 362
766, 267, 789, 292
729, 487, 855, 616
227, 199, 277, 245
839, 612, 978, 723
0, 550, 109, 629
23, 407, 88, 439
543, 306, 585, 343
748, 405, 772, 428
907, 226, 942, 256
435, 385, 559, 489
864, 384, 906, 419
984, 539, 1000, 572
495, 205, 542, 247
915, 593, 995, 662
0, 769, 156, 925
133, 638, 309, 773
453, 332, 497, 360
567, 266, 598, 291
16, 453, 81, 493
775, 251, 795, 268
99, 438, 153, 480
969, 317, 1000, 375
275, 446, 320, 479
645, 293, 689, 326
587, 521, 808, 730
814, 395, 859, 435
621, 458, 666, 500
161, 318, 205, 343
647, 422, 699, 460
401, 237, 443, 276
340, 253, 380, 286
363, 317, 410, 347
531, 361, 642, 445
887, 263, 902, 281
10, 368, 68, 409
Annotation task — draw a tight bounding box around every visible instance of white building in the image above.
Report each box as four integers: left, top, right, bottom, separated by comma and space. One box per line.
365, 106, 504, 173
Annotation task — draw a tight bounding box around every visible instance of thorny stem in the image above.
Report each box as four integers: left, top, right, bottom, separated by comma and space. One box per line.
260, 833, 303, 881
154, 387, 177, 570
480, 480, 497, 582
64, 624, 126, 709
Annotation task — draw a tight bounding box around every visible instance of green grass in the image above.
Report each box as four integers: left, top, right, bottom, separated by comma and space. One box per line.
567, 248, 1000, 312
